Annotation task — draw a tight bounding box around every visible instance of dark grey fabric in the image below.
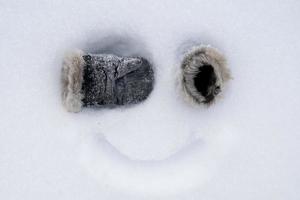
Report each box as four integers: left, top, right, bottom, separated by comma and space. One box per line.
81, 54, 154, 107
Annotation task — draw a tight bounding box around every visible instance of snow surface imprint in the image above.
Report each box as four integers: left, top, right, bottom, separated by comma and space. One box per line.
80, 124, 237, 195
1, 0, 300, 199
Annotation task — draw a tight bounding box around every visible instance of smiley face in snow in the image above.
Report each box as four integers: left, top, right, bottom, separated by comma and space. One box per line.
61, 40, 232, 195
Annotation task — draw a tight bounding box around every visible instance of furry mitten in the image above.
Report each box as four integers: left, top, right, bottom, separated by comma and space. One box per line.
180, 45, 231, 105
62, 50, 154, 112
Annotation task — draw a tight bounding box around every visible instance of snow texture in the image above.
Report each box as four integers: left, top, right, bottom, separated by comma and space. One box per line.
1, 0, 300, 200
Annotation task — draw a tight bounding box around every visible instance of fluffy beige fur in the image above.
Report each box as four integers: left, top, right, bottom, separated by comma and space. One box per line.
61, 50, 85, 112
179, 45, 231, 106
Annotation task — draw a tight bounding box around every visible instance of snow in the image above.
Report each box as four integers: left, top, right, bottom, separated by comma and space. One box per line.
1, 0, 300, 199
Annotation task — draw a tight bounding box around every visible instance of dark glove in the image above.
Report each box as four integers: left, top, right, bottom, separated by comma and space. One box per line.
62, 50, 154, 112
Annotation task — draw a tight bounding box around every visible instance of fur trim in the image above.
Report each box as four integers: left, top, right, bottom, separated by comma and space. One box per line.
61, 50, 85, 112
180, 45, 231, 105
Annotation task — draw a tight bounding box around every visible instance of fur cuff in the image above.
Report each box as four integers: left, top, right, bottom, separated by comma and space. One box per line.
180, 45, 231, 105
61, 50, 85, 112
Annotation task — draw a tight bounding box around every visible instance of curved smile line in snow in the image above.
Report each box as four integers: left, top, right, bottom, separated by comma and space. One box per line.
80, 130, 236, 195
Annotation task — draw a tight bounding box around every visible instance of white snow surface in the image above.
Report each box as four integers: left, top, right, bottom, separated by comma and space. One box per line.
1, 0, 300, 199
